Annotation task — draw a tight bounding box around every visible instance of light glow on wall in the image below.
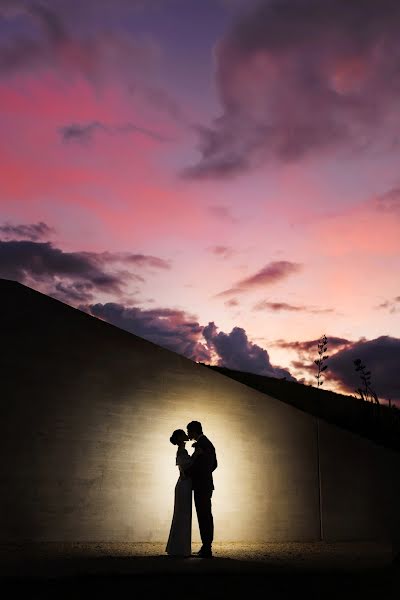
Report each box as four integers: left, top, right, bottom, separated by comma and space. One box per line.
151, 407, 253, 543
119, 389, 257, 543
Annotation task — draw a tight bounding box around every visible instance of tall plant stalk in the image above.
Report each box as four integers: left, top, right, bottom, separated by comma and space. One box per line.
354, 359, 379, 404
315, 334, 328, 387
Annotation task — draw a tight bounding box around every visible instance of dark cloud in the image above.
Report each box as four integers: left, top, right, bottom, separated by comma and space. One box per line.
79, 302, 295, 379
28, 2, 66, 43
59, 121, 107, 142
0, 234, 171, 303
217, 260, 301, 297
253, 300, 334, 313
274, 334, 400, 403
60, 121, 169, 143
184, 0, 400, 177
54, 280, 95, 303
203, 321, 295, 380
0, 0, 157, 82
0, 221, 54, 241
81, 302, 211, 363
327, 336, 400, 403
0, 240, 126, 301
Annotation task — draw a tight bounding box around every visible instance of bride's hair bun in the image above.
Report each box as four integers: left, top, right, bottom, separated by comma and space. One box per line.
170, 429, 185, 445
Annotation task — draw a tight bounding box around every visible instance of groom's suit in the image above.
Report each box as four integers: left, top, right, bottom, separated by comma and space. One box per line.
186, 434, 217, 549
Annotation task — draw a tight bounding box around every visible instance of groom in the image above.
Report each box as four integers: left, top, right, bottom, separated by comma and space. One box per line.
185, 420, 217, 558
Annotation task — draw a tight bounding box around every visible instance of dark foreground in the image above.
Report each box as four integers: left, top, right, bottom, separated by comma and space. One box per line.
1, 542, 398, 598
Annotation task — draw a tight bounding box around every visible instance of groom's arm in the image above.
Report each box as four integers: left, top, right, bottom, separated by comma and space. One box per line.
211, 452, 218, 472
185, 441, 215, 477
184, 454, 206, 478
183, 440, 208, 476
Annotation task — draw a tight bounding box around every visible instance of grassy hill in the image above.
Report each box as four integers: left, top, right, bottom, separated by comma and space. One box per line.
203, 365, 400, 453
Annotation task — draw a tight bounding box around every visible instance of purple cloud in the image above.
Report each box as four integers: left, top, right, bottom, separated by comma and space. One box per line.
184, 0, 400, 177
0, 240, 128, 301
60, 121, 169, 143
0, 221, 54, 241
81, 302, 211, 363
327, 336, 400, 403
203, 321, 295, 379
275, 334, 400, 403
217, 261, 301, 297
0, 229, 171, 303
59, 122, 107, 142
100, 252, 171, 270
79, 303, 294, 379
209, 245, 235, 259
0, 0, 157, 83
254, 300, 334, 314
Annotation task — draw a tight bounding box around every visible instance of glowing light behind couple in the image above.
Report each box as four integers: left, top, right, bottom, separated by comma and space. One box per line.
111, 374, 320, 544
146, 406, 255, 543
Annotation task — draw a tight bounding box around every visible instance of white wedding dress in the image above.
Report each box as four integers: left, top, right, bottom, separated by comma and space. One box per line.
166, 448, 193, 556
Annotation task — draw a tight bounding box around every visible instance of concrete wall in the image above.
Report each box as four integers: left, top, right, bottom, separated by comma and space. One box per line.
318, 420, 400, 542
1, 279, 399, 544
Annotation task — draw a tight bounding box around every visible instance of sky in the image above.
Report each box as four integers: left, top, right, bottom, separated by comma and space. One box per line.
0, 0, 399, 404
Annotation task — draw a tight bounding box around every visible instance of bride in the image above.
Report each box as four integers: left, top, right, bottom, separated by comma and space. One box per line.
166, 429, 203, 557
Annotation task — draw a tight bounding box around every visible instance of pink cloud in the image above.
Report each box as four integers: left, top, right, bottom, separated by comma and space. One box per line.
224, 298, 239, 308
217, 261, 302, 297
253, 300, 333, 314
209, 245, 235, 259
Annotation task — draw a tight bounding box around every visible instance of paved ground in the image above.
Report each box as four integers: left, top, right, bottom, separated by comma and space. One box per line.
1, 542, 398, 597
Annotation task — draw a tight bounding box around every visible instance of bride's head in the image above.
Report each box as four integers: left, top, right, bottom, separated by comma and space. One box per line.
169, 429, 189, 446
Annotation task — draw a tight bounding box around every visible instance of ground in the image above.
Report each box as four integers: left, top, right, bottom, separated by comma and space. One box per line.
1, 541, 398, 597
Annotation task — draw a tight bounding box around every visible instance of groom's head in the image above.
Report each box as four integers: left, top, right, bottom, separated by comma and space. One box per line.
187, 421, 202, 441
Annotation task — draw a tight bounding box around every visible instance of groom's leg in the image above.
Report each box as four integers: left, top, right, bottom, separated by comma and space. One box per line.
194, 489, 213, 548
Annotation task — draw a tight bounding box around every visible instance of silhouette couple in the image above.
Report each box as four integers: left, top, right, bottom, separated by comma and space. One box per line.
166, 420, 217, 558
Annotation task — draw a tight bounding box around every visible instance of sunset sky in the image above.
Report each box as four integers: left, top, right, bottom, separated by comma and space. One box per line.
1, 0, 399, 403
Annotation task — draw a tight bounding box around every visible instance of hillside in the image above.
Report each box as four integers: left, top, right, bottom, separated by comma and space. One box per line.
204, 365, 400, 453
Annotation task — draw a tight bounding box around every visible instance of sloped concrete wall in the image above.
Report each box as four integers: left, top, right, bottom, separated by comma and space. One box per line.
1, 279, 399, 545
318, 420, 400, 543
